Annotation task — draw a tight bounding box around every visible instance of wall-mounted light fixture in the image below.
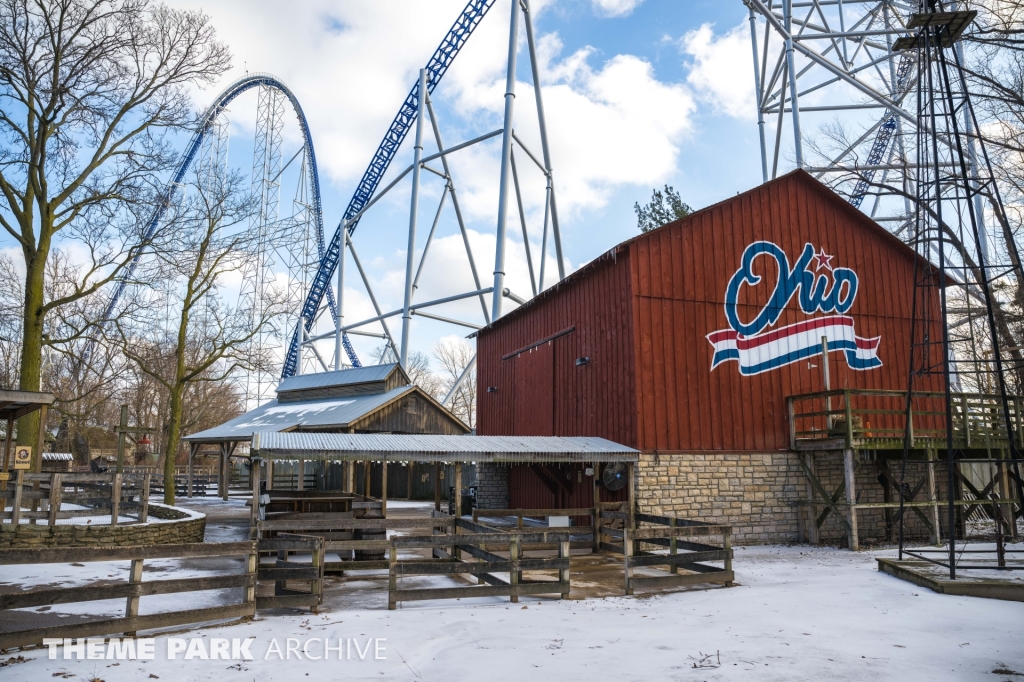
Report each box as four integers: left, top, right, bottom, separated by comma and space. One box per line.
575, 356, 590, 366
486, 386, 498, 393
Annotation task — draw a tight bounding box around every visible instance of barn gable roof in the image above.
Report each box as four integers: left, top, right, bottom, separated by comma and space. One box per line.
184, 383, 469, 443
476, 170, 922, 336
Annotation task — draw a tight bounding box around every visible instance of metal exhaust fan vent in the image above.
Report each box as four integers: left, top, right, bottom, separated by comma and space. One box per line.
602, 462, 628, 491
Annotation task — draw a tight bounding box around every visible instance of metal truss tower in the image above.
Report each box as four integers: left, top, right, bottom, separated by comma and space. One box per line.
239, 85, 287, 406
289, 0, 566, 409
894, 5, 1024, 578
746, 0, 932, 228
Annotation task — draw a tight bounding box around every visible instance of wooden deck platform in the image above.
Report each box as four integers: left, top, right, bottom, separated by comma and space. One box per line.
877, 557, 1024, 602
788, 388, 1024, 453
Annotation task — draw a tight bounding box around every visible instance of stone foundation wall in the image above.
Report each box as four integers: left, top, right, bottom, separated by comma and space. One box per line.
635, 452, 803, 544
0, 503, 206, 549
635, 451, 945, 546
475, 463, 510, 510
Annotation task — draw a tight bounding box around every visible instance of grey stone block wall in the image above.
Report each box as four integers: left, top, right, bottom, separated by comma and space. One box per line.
635, 451, 943, 546
0, 503, 206, 548
475, 463, 510, 509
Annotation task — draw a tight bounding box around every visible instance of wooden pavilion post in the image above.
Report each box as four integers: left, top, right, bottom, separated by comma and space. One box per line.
2, 416, 12, 507
187, 444, 195, 498
219, 443, 228, 500
627, 460, 636, 556
804, 453, 818, 544
347, 460, 354, 493
453, 461, 462, 561
927, 449, 940, 545
844, 448, 859, 550
406, 462, 414, 500
592, 460, 600, 552
381, 458, 388, 517
297, 458, 305, 491
250, 457, 260, 533
434, 462, 441, 512
454, 462, 463, 517
364, 460, 371, 498
266, 458, 274, 491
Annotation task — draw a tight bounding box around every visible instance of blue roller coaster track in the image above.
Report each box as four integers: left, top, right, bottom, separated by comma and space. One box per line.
848, 53, 914, 210
88, 72, 349, 367
281, 0, 497, 378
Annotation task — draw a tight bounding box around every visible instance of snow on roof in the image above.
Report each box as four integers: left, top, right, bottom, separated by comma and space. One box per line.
275, 364, 403, 394
183, 386, 415, 443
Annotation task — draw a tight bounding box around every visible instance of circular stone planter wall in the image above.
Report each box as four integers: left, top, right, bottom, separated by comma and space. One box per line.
0, 504, 206, 549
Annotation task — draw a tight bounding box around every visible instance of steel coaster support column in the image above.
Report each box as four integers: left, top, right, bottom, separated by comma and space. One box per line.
424, 95, 491, 324
783, 0, 804, 168
413, 188, 449, 293
491, 0, 521, 320
510, 150, 537, 296
538, 176, 552, 291
522, 0, 564, 281
749, 5, 769, 183
335, 231, 346, 370
402, 69, 429, 370
442, 355, 477, 408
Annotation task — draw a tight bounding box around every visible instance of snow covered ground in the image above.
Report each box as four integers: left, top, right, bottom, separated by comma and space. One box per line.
3, 544, 1023, 681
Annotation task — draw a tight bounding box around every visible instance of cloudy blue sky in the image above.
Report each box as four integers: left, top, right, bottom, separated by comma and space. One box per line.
8, 0, 785, 371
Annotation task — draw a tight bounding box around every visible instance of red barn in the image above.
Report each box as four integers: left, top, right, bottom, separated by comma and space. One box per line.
474, 170, 945, 545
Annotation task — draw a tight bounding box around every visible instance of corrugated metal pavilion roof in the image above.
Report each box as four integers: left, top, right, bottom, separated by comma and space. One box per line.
183, 387, 414, 442
276, 364, 400, 394
251, 432, 639, 463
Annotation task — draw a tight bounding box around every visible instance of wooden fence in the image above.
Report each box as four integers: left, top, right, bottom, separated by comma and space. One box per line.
254, 534, 324, 611
472, 507, 597, 550
257, 516, 452, 573
601, 512, 733, 595
1, 472, 151, 526
0, 542, 255, 649
0, 536, 324, 649
387, 516, 571, 609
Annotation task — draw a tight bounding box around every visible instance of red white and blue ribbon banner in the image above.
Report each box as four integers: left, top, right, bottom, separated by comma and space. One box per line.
707, 241, 882, 376
707, 315, 881, 376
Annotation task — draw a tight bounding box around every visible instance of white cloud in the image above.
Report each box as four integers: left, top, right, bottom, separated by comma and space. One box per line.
681, 22, 753, 119
591, 0, 645, 18
162, 0, 695, 361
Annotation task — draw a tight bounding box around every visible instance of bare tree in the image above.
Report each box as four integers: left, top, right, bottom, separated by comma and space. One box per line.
0, 0, 231, 446
434, 338, 476, 428
112, 169, 282, 503
370, 344, 445, 399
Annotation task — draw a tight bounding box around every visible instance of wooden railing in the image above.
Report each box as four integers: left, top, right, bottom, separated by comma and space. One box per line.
472, 507, 596, 550
388, 516, 570, 609
787, 389, 1024, 451
1, 472, 150, 526
0, 542, 258, 649
600, 510, 733, 594
0, 536, 326, 648
257, 516, 454, 572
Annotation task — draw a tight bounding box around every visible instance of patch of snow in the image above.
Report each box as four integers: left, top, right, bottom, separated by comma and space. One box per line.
4, 545, 1024, 680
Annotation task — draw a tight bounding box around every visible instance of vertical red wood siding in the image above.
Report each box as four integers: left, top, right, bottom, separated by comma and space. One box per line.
476, 245, 638, 448
508, 463, 626, 514
477, 170, 941, 454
